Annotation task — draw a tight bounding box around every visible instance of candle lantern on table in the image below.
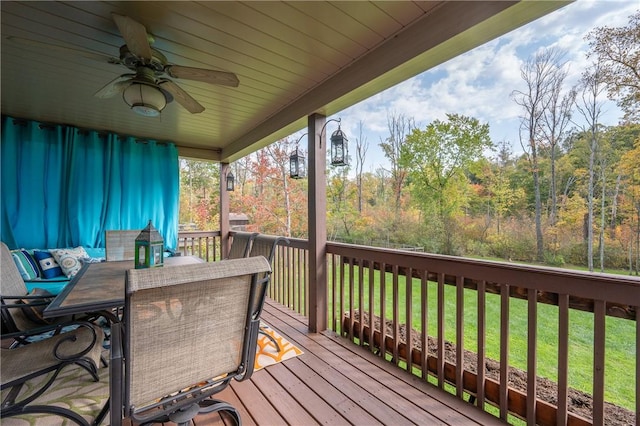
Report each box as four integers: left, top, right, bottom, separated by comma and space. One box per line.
134, 221, 164, 269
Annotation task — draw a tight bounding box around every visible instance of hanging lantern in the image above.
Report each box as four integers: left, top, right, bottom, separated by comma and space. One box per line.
289, 148, 307, 179
330, 126, 348, 166
134, 220, 164, 269
226, 171, 235, 191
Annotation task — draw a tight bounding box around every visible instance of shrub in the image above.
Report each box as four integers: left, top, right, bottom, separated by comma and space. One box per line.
543, 251, 565, 267
563, 242, 587, 266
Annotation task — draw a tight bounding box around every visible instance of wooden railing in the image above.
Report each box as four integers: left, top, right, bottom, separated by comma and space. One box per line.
176, 231, 309, 315
328, 242, 639, 426
270, 237, 309, 316
176, 230, 222, 262
177, 231, 639, 425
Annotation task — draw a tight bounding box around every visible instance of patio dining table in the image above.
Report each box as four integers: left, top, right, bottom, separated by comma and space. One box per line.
43, 255, 204, 319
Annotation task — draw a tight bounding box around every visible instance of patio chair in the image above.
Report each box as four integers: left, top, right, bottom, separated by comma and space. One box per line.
110, 256, 271, 426
1, 242, 73, 340
248, 234, 290, 352
105, 230, 140, 261
1, 321, 106, 425
227, 231, 259, 259
1, 242, 110, 357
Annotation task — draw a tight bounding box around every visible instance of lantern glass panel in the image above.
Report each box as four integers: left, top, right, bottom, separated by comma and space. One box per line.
152, 245, 163, 266
137, 245, 146, 266
330, 135, 347, 165
299, 158, 307, 178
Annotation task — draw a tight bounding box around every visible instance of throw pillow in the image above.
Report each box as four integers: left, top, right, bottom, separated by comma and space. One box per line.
20, 288, 55, 325
50, 246, 89, 278
11, 249, 40, 280
33, 250, 64, 279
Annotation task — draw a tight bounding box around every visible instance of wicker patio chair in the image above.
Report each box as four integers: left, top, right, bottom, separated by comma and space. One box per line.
248, 234, 290, 352
1, 321, 106, 425
227, 231, 259, 259
110, 256, 271, 426
105, 230, 140, 261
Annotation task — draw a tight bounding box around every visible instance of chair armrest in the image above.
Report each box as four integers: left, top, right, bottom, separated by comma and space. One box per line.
0, 312, 105, 344
2, 294, 55, 308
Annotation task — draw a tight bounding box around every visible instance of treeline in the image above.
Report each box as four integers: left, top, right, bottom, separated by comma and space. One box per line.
179, 119, 639, 273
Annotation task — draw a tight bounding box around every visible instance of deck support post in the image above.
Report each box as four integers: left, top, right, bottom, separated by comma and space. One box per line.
220, 162, 231, 259
308, 113, 328, 332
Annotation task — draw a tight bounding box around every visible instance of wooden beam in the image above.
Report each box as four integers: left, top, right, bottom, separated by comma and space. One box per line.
308, 113, 327, 333
221, 1, 568, 162
177, 145, 221, 162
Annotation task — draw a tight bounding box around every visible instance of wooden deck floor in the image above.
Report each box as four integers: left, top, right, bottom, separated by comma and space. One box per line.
138, 298, 503, 426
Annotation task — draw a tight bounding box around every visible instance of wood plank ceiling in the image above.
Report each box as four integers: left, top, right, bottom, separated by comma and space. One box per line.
1, 1, 568, 162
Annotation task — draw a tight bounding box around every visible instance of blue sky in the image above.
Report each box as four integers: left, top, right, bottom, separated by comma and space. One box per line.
303, 1, 638, 173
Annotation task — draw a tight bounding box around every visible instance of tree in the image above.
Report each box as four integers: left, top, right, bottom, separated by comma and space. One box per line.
586, 11, 640, 122
380, 112, 414, 217
233, 155, 252, 196
512, 47, 568, 262
265, 139, 295, 237
618, 137, 640, 274
354, 121, 369, 213
488, 141, 525, 235
179, 159, 219, 229
574, 62, 607, 271
540, 70, 575, 226
401, 113, 492, 254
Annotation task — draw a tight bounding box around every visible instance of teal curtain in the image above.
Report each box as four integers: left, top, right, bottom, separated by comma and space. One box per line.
1, 116, 179, 250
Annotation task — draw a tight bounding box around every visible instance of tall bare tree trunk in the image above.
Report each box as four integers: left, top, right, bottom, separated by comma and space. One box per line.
541, 71, 574, 228
355, 121, 368, 214
380, 112, 414, 218
587, 135, 596, 271
610, 174, 621, 238
513, 48, 567, 262
575, 62, 606, 272
532, 154, 544, 261
599, 164, 606, 271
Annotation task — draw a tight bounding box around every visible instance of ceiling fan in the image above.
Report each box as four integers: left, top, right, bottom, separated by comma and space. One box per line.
93, 13, 239, 117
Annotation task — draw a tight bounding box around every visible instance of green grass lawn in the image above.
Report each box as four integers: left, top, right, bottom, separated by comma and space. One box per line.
329, 267, 636, 412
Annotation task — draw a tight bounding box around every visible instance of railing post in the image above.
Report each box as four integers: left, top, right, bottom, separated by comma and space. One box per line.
308, 113, 327, 333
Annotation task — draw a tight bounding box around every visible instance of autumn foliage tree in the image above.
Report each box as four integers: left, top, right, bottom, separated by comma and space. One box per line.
401, 114, 492, 254
586, 11, 640, 122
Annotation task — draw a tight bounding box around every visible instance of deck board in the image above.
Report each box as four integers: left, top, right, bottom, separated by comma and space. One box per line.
126, 298, 505, 425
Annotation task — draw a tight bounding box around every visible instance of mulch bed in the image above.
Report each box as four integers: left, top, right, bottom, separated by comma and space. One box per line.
346, 311, 635, 426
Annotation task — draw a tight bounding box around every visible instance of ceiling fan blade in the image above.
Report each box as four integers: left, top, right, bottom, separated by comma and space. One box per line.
159, 80, 205, 114
4, 36, 120, 64
111, 13, 152, 61
94, 74, 135, 99
166, 65, 239, 87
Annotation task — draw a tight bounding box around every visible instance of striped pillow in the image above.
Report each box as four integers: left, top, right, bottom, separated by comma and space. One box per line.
11, 249, 41, 280
33, 250, 64, 279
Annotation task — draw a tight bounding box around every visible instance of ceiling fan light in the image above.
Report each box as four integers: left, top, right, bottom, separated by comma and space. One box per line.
123, 82, 167, 117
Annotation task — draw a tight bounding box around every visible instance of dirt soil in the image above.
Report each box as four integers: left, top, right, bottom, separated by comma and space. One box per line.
348, 311, 635, 426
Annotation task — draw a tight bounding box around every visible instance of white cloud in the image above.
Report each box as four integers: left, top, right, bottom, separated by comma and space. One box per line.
333, 1, 638, 172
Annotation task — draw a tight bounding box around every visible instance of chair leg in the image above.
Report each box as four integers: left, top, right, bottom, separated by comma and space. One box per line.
168, 402, 200, 425
260, 328, 280, 352
199, 399, 241, 426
